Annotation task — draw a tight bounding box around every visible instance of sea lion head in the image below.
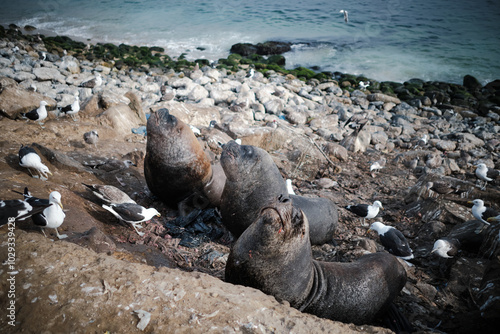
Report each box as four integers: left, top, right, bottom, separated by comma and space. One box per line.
259, 195, 308, 243
148, 108, 178, 130
221, 140, 263, 182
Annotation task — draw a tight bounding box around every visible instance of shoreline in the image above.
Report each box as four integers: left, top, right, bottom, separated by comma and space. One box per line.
3, 23, 498, 89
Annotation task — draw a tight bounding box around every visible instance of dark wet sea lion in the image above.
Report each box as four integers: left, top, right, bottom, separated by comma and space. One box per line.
220, 140, 337, 244
144, 108, 225, 208
225, 196, 407, 325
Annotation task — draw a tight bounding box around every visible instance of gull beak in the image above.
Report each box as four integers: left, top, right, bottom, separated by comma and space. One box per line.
430, 248, 437, 253
487, 217, 497, 223
48, 171, 53, 176
467, 201, 473, 205
156, 213, 161, 217
59, 201, 64, 209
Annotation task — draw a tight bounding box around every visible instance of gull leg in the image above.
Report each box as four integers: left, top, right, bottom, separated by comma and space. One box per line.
26, 167, 35, 178
132, 223, 145, 236
41, 228, 47, 237
38, 122, 45, 129
55, 228, 68, 239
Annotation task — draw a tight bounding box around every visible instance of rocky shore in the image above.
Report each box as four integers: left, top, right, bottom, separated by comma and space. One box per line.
1, 26, 500, 333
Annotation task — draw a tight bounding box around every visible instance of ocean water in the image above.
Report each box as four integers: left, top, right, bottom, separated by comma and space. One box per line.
1, 0, 499, 84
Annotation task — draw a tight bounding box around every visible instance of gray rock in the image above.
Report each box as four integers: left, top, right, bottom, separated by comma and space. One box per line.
33, 67, 66, 82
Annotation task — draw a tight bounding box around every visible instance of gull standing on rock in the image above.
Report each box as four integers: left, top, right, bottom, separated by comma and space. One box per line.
431, 237, 460, 258
31, 191, 67, 239
59, 92, 80, 121
359, 81, 369, 90
475, 163, 499, 190
18, 145, 52, 180
20, 100, 48, 127
370, 157, 386, 175
469, 199, 498, 225
345, 200, 383, 226
102, 203, 161, 236
80, 72, 102, 89
82, 183, 136, 204
0, 199, 50, 226
368, 221, 414, 260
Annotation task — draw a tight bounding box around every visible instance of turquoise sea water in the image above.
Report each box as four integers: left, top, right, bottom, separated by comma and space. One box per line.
1, 0, 499, 84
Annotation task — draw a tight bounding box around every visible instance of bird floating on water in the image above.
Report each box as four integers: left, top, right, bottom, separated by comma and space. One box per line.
18, 145, 52, 180
368, 221, 414, 260
345, 200, 383, 226
102, 203, 161, 236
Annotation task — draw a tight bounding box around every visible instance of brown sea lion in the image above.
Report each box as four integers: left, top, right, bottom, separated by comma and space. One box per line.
225, 195, 407, 325
144, 108, 225, 208
220, 140, 338, 244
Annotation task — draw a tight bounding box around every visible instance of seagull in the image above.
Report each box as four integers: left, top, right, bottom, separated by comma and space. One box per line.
426, 181, 469, 198
469, 199, 498, 225
413, 134, 428, 149
0, 199, 50, 226
475, 163, 499, 190
80, 72, 102, 88
20, 100, 48, 127
286, 179, 295, 195
102, 203, 161, 236
38, 51, 46, 61
339, 9, 348, 23
359, 81, 370, 90
370, 157, 386, 174
431, 237, 460, 258
31, 191, 67, 239
18, 145, 52, 180
246, 68, 255, 79
368, 221, 414, 260
345, 200, 383, 226
82, 183, 136, 204
59, 92, 80, 121
189, 124, 201, 136
83, 130, 99, 147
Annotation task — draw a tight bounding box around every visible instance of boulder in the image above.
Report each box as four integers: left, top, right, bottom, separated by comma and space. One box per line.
0, 82, 57, 119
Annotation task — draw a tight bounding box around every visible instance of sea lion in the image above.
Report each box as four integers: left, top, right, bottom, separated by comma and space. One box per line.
144, 108, 225, 208
220, 140, 338, 244
225, 195, 407, 325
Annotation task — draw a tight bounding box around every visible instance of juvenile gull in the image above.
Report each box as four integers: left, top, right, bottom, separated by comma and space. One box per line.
31, 191, 67, 239
370, 157, 386, 175
82, 183, 136, 204
345, 200, 383, 226
102, 203, 161, 236
368, 221, 414, 260
83, 130, 99, 147
475, 163, 499, 190
18, 145, 52, 180
20, 100, 48, 127
80, 72, 102, 88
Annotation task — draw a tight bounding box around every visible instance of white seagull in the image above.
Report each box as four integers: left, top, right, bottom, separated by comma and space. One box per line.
102, 203, 161, 236
475, 163, 499, 190
286, 179, 295, 195
339, 9, 348, 23
370, 157, 386, 174
469, 199, 498, 225
345, 200, 383, 226
359, 81, 370, 90
21, 100, 48, 127
431, 237, 460, 258
31, 191, 67, 239
59, 92, 80, 121
18, 145, 52, 180
368, 221, 414, 260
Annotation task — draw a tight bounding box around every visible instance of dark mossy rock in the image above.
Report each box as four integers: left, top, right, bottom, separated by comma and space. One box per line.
405, 78, 424, 89
267, 54, 286, 66
290, 67, 316, 80
195, 59, 210, 66
256, 41, 292, 55
463, 75, 482, 92
230, 43, 258, 57
24, 25, 37, 32
484, 80, 500, 93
